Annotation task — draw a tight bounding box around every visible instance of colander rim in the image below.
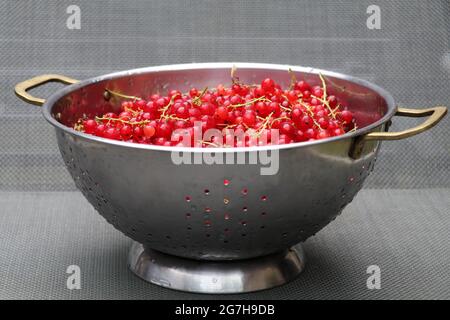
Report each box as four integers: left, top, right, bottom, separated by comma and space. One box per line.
42, 62, 396, 153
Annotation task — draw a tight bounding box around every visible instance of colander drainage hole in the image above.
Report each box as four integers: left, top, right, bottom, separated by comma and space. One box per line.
204, 189, 210, 195
241, 221, 247, 226
185, 213, 191, 218
223, 179, 230, 186
242, 207, 248, 212
241, 188, 248, 195
185, 196, 191, 202
224, 213, 230, 220
261, 212, 267, 216
260, 195, 268, 201
204, 207, 212, 213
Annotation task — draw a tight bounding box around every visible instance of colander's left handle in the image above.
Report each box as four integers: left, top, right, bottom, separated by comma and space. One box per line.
15, 74, 79, 106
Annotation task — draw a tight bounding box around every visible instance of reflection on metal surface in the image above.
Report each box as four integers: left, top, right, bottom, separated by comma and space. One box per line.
128, 241, 305, 293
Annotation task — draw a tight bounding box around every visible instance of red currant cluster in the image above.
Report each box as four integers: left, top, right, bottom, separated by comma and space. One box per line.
75, 73, 355, 147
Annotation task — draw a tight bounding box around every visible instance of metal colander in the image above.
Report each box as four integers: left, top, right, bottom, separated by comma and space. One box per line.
15, 63, 447, 293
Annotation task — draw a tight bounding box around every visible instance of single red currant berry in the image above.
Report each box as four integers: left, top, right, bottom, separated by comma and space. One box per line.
119, 111, 132, 121
189, 88, 198, 97
230, 95, 241, 105
216, 106, 229, 120
83, 119, 97, 134
243, 110, 256, 127
295, 80, 311, 92
200, 102, 215, 116
189, 107, 202, 118
132, 126, 142, 139
279, 121, 295, 136
157, 122, 172, 138
317, 130, 330, 140
269, 102, 280, 114
120, 124, 132, 138
278, 134, 292, 144
302, 90, 311, 99
327, 95, 338, 108
310, 98, 320, 106
261, 78, 275, 93
144, 101, 156, 113
175, 106, 189, 118
143, 125, 156, 138
286, 90, 297, 102
291, 108, 303, 123
300, 115, 312, 129
104, 127, 120, 140
95, 124, 106, 137
135, 99, 146, 110
305, 128, 317, 139
333, 128, 345, 136
313, 88, 323, 97
142, 112, 152, 121
318, 117, 329, 129
340, 110, 353, 124
156, 97, 166, 108
294, 129, 306, 142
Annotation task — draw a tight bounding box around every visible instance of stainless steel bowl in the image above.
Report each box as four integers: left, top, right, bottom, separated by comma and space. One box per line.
15, 63, 447, 293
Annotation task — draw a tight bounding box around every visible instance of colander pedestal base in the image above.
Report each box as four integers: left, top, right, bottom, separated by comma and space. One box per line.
128, 241, 305, 294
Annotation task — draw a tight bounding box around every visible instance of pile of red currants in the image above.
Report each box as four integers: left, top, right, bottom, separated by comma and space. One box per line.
75, 72, 355, 147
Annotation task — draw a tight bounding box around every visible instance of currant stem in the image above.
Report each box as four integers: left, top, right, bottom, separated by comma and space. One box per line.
317, 73, 337, 119
229, 96, 270, 108
95, 116, 150, 126
288, 68, 297, 90
104, 89, 142, 101
191, 87, 208, 106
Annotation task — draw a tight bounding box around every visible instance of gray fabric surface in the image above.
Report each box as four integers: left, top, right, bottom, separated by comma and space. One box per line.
0, 0, 449, 191
0, 189, 449, 300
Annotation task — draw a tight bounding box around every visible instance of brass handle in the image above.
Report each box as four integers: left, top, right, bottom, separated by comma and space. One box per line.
15, 74, 79, 106
364, 106, 447, 141
349, 105, 447, 159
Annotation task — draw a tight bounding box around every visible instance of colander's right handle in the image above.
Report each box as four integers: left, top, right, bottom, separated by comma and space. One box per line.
15, 74, 79, 106
364, 106, 447, 141
350, 105, 447, 159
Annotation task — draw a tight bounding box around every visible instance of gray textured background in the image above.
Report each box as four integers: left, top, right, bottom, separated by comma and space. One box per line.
0, 0, 449, 191
0, 0, 449, 300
